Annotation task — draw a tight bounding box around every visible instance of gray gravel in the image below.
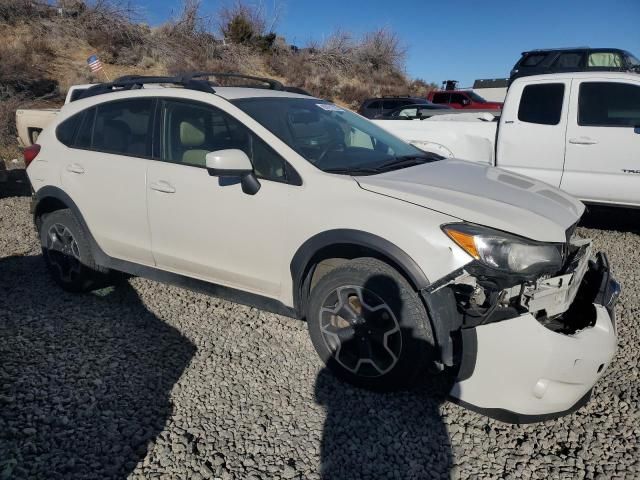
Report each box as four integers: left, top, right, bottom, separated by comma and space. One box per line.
0, 192, 638, 480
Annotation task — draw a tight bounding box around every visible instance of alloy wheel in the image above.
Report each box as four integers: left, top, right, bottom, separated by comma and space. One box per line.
319, 285, 402, 377
46, 223, 81, 282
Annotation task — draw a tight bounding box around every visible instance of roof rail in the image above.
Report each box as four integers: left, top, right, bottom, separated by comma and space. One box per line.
77, 72, 287, 100
78, 75, 215, 100
184, 72, 284, 90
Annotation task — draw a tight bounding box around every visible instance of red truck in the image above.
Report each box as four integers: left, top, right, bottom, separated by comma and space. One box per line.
427, 80, 503, 110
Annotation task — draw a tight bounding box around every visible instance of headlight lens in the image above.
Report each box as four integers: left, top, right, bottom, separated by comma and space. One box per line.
443, 223, 563, 274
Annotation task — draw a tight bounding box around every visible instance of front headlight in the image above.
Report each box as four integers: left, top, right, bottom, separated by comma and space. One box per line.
443, 223, 563, 275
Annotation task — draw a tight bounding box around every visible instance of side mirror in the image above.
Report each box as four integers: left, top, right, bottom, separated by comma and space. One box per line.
461, 98, 471, 106
205, 149, 261, 195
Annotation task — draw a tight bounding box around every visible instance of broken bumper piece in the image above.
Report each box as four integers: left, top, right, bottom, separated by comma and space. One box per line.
448, 252, 619, 423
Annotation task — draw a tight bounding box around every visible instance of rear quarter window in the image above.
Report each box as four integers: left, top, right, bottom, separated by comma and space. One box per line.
56, 113, 82, 147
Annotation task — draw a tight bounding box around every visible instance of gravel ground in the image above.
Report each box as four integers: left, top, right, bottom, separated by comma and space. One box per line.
0, 190, 639, 480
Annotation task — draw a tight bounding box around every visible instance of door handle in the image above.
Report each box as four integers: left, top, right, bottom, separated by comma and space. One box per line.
149, 180, 176, 193
568, 137, 598, 145
66, 163, 85, 174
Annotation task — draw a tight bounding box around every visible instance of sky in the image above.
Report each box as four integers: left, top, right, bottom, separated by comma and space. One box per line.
135, 0, 640, 87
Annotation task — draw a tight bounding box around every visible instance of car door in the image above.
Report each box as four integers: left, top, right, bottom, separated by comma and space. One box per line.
59, 97, 156, 265
496, 79, 569, 187
146, 98, 296, 297
561, 79, 640, 205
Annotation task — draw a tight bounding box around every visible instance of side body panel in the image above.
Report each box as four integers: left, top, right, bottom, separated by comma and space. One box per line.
59, 147, 154, 265
495, 77, 571, 187
561, 76, 640, 206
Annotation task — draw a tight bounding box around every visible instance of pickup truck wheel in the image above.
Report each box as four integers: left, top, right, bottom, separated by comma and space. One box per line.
39, 209, 107, 292
307, 257, 436, 391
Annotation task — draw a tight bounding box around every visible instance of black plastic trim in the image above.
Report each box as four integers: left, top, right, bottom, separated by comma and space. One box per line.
99, 255, 297, 319
290, 229, 430, 317
32, 186, 297, 318
449, 388, 593, 424
453, 327, 477, 381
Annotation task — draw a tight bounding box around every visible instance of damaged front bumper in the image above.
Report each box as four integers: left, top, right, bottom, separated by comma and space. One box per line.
423, 242, 620, 423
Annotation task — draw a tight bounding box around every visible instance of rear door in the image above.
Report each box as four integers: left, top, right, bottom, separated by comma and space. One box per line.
561, 78, 640, 205
59, 97, 156, 265
496, 79, 570, 186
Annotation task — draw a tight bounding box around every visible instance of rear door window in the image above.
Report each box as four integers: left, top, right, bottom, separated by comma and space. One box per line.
578, 82, 640, 126
518, 83, 565, 125
91, 99, 155, 157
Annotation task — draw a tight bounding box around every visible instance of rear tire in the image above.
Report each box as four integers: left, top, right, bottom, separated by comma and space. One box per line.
307, 257, 436, 391
39, 209, 108, 292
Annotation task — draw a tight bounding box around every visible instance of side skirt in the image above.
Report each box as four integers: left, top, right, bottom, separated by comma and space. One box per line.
100, 255, 299, 320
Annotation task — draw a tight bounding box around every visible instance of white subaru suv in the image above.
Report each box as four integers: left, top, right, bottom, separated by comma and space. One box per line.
25, 73, 620, 423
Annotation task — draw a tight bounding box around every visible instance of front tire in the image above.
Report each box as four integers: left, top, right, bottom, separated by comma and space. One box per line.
307, 257, 436, 391
39, 209, 108, 292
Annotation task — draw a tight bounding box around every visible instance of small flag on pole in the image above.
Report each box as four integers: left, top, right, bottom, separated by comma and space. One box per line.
87, 54, 103, 73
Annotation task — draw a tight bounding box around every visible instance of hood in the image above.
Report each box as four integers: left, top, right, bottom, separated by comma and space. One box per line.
356, 159, 584, 243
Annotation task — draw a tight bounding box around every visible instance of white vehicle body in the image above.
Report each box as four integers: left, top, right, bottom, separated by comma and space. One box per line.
16, 84, 95, 147
375, 72, 640, 207
27, 77, 619, 423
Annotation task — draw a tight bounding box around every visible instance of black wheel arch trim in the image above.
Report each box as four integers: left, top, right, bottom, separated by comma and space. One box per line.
33, 186, 113, 266
290, 229, 430, 318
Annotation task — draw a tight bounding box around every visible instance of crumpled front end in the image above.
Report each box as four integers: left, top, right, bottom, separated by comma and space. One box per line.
423, 238, 620, 423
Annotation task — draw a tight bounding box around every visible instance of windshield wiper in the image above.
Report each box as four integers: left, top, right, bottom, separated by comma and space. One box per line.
374, 153, 442, 172
323, 167, 382, 175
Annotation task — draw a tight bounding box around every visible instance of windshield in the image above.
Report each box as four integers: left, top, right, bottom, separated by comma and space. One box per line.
466, 91, 487, 103
233, 97, 436, 174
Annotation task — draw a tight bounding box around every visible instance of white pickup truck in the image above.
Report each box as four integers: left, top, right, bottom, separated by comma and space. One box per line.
376, 72, 640, 208
15, 85, 93, 147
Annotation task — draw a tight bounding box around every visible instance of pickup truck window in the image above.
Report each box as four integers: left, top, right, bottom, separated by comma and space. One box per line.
555, 53, 583, 68
518, 83, 565, 125
521, 53, 545, 66
432, 93, 450, 104
578, 82, 640, 127
588, 52, 622, 68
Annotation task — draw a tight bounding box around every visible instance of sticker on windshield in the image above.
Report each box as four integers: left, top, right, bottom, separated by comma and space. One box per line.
316, 103, 344, 112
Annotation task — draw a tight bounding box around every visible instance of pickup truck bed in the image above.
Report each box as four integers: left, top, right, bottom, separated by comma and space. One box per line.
375, 116, 498, 163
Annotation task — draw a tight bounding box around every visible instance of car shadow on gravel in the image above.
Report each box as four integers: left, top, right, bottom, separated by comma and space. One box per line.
0, 254, 196, 480
314, 274, 454, 479
580, 204, 640, 235
0, 169, 31, 199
